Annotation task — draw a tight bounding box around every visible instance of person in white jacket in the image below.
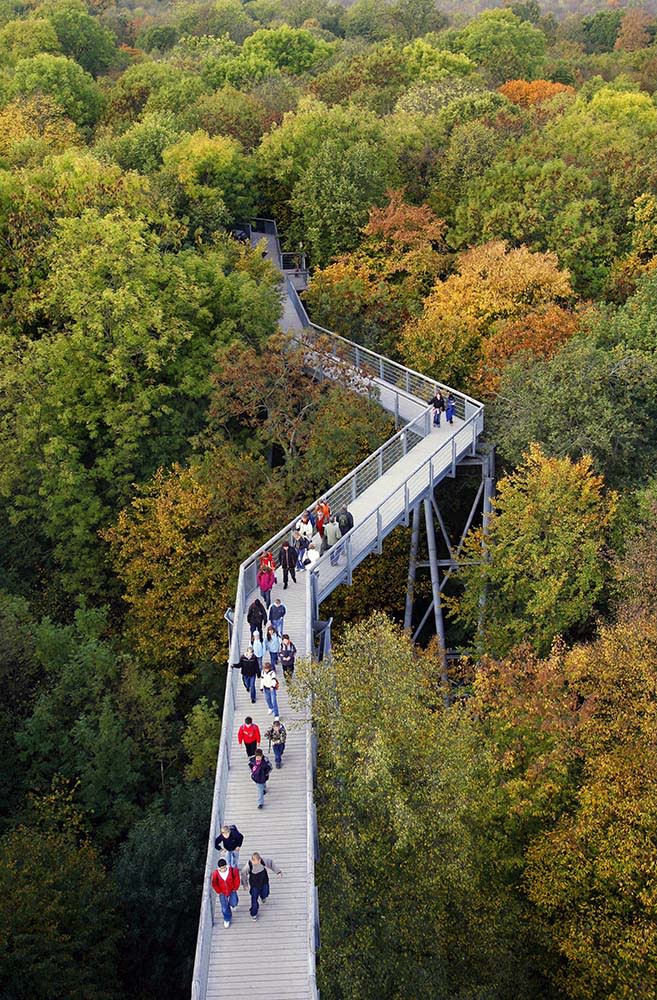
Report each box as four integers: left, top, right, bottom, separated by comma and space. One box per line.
260, 661, 280, 716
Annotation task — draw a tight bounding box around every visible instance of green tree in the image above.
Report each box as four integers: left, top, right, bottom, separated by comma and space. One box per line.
0, 16, 60, 63
43, 0, 118, 76
161, 129, 254, 225
292, 613, 537, 998
114, 779, 213, 1000
96, 111, 182, 173
450, 444, 616, 658
456, 9, 546, 84
9, 52, 103, 130
489, 334, 657, 490
0, 783, 121, 1000
182, 697, 220, 780
242, 25, 333, 74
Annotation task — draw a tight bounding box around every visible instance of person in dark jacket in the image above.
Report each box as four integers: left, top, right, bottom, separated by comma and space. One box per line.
241, 852, 282, 919
247, 599, 267, 640
446, 392, 456, 424
337, 506, 354, 535
240, 647, 261, 703
249, 749, 272, 808
430, 389, 445, 426
214, 823, 244, 867
268, 598, 286, 637
211, 858, 240, 928
279, 634, 296, 680
278, 540, 297, 588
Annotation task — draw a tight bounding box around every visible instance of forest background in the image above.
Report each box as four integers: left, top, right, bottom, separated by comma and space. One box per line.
1, 0, 657, 996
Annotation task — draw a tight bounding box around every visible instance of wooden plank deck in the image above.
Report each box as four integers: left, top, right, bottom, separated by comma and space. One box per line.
206, 570, 313, 999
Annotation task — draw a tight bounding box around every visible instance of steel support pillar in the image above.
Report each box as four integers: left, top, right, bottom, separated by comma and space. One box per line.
404, 504, 421, 631
423, 497, 448, 688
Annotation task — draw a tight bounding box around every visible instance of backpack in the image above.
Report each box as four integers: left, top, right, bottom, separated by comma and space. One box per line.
250, 756, 272, 782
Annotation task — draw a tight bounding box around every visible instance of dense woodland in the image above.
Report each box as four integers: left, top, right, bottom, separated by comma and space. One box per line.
1, 0, 657, 996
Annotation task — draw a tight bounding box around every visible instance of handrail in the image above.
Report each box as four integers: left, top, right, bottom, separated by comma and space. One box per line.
193, 216, 484, 1000
309, 413, 482, 605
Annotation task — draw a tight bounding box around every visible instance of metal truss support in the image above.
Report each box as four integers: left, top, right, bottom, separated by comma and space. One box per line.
408, 448, 496, 656
423, 497, 448, 688
404, 504, 421, 630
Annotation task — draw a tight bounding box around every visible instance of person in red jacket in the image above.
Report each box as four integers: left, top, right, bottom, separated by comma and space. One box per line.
238, 716, 260, 758
211, 858, 240, 928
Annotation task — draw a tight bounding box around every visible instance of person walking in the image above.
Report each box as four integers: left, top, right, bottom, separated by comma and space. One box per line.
240, 647, 261, 703
446, 392, 456, 424
296, 511, 314, 545
249, 749, 272, 808
292, 529, 308, 570
260, 661, 280, 716
265, 624, 281, 668
265, 718, 287, 769
269, 598, 286, 638
241, 852, 282, 920
252, 631, 264, 672
256, 564, 275, 609
323, 515, 342, 564
247, 598, 267, 641
304, 542, 319, 568
279, 634, 297, 680
214, 824, 244, 867
278, 540, 297, 588
211, 858, 240, 928
238, 716, 260, 758
430, 389, 445, 427
337, 505, 354, 535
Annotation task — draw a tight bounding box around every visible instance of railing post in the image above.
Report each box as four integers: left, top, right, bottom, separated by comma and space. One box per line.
405, 370, 410, 393
379, 357, 384, 380
355, 346, 361, 369
451, 436, 457, 477
377, 510, 382, 554
378, 451, 383, 478
394, 392, 399, 427
471, 420, 477, 455
351, 476, 357, 502
346, 536, 352, 586
404, 481, 409, 525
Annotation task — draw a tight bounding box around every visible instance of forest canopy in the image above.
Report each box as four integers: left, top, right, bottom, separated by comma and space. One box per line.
1, 0, 657, 997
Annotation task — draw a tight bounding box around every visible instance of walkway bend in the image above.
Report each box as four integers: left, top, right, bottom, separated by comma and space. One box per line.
192, 220, 484, 1000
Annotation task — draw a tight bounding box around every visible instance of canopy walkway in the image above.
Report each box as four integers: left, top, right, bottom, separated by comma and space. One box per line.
192, 220, 484, 1000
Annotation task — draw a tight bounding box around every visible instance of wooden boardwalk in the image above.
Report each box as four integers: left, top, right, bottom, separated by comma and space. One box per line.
207, 579, 312, 1000
194, 221, 484, 1000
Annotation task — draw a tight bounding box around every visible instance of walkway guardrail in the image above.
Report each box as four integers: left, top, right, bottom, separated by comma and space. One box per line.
193, 217, 484, 1000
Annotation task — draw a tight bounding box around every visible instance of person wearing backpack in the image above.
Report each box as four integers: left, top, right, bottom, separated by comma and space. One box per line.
211, 858, 241, 929
249, 749, 272, 808
241, 852, 283, 920
265, 718, 287, 769
247, 598, 267, 641
240, 647, 261, 703
214, 823, 244, 867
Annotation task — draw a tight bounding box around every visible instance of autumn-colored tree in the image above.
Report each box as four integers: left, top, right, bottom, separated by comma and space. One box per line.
399, 241, 572, 387
450, 444, 616, 658
613, 8, 653, 51
105, 446, 283, 668
498, 78, 575, 106
474, 304, 580, 396
304, 190, 448, 354
614, 493, 657, 625
524, 620, 657, 1000
0, 94, 80, 165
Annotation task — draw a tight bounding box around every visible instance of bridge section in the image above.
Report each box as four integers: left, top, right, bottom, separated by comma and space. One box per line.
192, 220, 484, 1000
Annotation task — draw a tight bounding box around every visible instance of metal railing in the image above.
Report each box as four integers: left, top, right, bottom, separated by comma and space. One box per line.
193, 218, 484, 1000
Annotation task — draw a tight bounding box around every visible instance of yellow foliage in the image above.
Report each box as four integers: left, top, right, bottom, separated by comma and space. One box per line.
399, 241, 572, 387
0, 95, 81, 165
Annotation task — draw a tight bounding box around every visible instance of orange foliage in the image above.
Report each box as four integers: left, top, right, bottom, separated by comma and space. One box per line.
365, 188, 446, 249
614, 8, 654, 51
498, 79, 575, 107
474, 305, 580, 396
